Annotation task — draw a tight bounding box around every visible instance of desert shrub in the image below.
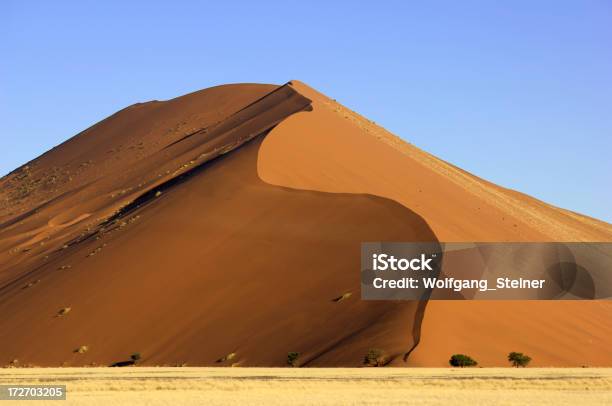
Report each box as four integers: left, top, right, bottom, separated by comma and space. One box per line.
217, 352, 236, 363
332, 292, 352, 302
449, 354, 477, 367
508, 352, 531, 367
57, 307, 71, 317
130, 353, 141, 362
364, 348, 387, 367
74, 345, 89, 354
287, 352, 300, 367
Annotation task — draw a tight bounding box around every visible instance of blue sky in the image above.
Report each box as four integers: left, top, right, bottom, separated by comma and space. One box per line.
1, 1, 611, 222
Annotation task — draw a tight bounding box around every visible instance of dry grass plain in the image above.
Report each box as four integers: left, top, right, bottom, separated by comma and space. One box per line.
0, 367, 611, 405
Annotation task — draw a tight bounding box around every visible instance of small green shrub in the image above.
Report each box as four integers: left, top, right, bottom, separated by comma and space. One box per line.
364, 348, 387, 367
508, 352, 531, 368
449, 354, 478, 368
287, 352, 300, 367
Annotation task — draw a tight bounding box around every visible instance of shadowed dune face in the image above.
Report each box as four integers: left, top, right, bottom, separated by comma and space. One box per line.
0, 84, 439, 367
0, 84, 308, 282
0, 84, 278, 222
0, 84, 280, 283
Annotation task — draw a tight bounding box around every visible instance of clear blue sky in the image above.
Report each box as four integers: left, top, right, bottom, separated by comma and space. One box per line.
1, 1, 611, 222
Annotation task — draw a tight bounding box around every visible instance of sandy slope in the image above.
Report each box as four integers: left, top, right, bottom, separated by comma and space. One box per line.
258, 81, 612, 366
0, 80, 611, 367
0, 84, 437, 367
259, 81, 612, 242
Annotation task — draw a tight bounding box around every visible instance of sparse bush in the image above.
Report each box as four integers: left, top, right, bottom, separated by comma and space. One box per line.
332, 292, 352, 302
74, 345, 89, 354
364, 348, 387, 367
449, 354, 478, 368
287, 352, 300, 367
130, 353, 141, 362
217, 352, 236, 363
508, 352, 531, 368
57, 307, 71, 317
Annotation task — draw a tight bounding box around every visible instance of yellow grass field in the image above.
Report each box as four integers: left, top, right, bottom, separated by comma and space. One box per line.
1, 367, 611, 405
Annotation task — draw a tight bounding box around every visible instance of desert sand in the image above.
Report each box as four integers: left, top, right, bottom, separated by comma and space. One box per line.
1, 367, 611, 405
0, 80, 611, 368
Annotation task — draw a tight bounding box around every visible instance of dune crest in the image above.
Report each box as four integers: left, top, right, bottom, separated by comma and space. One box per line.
259, 80, 612, 242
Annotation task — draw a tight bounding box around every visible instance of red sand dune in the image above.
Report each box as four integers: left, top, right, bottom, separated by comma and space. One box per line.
1, 81, 611, 367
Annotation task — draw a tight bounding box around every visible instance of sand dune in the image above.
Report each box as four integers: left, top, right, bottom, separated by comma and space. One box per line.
0, 81, 611, 367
